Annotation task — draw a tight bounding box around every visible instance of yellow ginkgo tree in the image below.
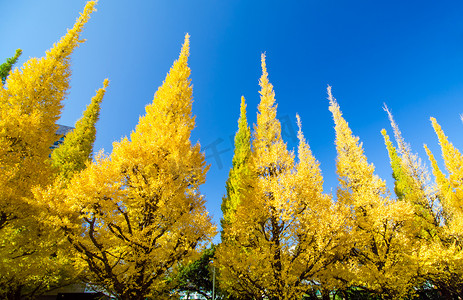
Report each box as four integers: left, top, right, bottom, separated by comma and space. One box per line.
423, 117, 463, 297
44, 35, 215, 300
0, 1, 97, 298
328, 87, 420, 299
216, 56, 343, 300
31, 78, 110, 296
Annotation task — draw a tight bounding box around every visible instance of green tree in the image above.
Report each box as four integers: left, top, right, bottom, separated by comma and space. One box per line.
0, 49, 22, 85
51, 79, 109, 180
221, 96, 252, 232
216, 96, 253, 299
174, 246, 222, 300
382, 106, 439, 237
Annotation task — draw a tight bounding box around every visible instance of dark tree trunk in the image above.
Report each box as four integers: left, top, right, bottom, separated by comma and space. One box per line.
6, 285, 21, 300
321, 289, 331, 300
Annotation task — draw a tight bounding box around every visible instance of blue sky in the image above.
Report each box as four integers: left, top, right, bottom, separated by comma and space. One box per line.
2, 1, 463, 239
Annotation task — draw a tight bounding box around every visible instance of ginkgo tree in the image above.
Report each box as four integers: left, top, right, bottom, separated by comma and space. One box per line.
379, 109, 463, 297
217, 95, 255, 298
328, 87, 421, 299
221, 96, 252, 232
30, 78, 110, 296
0, 2, 97, 298
216, 55, 344, 300
0, 49, 22, 85
40, 35, 216, 300
382, 106, 440, 239
4, 0, 463, 297
422, 118, 463, 297
51, 79, 109, 181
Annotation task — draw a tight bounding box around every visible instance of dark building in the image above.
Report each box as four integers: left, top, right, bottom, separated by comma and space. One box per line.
51, 125, 74, 151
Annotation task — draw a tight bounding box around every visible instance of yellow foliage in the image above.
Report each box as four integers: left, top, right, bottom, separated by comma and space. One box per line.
328, 87, 421, 299
50, 35, 215, 299
430, 117, 463, 229
0, 1, 96, 296
216, 56, 344, 300
420, 118, 463, 294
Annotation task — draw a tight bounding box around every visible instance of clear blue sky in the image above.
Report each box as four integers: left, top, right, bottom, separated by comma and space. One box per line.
2, 1, 463, 240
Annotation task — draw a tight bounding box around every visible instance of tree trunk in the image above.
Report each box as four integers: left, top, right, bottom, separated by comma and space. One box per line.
120, 289, 146, 300
6, 285, 21, 300
321, 289, 331, 300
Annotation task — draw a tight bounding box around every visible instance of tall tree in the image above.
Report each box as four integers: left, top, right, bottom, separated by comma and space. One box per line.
289, 114, 347, 299
422, 118, 463, 297
0, 2, 97, 299
429, 117, 463, 229
173, 246, 220, 300
51, 79, 109, 180
380, 113, 445, 297
216, 56, 342, 300
0, 49, 22, 85
31, 79, 110, 297
220, 96, 252, 231
216, 54, 293, 298
44, 35, 215, 300
216, 96, 254, 299
382, 106, 439, 238
216, 96, 252, 299
328, 87, 418, 299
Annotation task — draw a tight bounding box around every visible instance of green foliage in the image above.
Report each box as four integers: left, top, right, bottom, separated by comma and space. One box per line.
221, 96, 252, 231
382, 129, 412, 200
0, 49, 22, 85
51, 79, 109, 180
174, 246, 223, 299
